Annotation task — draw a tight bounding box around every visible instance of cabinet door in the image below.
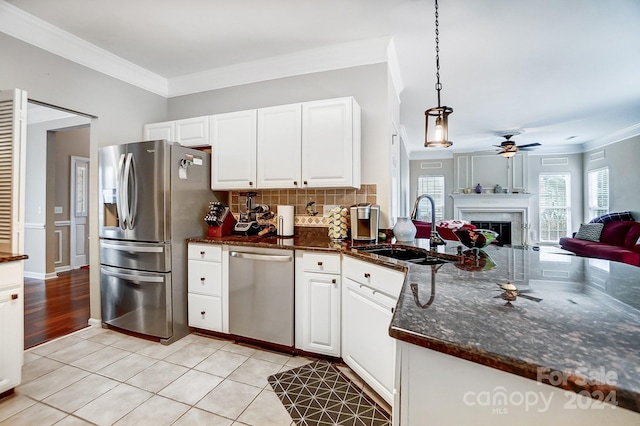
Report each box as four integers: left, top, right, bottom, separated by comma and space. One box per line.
210, 110, 257, 190
342, 277, 395, 405
301, 97, 361, 188
257, 103, 302, 188
176, 116, 210, 147
0, 286, 23, 394
188, 293, 222, 332
144, 121, 175, 141
300, 271, 341, 357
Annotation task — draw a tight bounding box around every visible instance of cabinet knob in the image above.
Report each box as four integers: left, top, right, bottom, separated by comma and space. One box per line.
317, 261, 323, 266
200, 311, 206, 316
249, 181, 253, 186
200, 277, 205, 282
331, 279, 336, 284
293, 181, 298, 186
11, 293, 18, 300
303, 181, 308, 185
200, 251, 205, 256
364, 273, 371, 279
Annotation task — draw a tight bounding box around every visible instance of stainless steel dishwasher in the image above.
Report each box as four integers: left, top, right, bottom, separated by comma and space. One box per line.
228, 245, 294, 347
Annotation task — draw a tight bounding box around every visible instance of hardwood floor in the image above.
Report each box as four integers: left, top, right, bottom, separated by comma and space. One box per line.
23, 267, 90, 349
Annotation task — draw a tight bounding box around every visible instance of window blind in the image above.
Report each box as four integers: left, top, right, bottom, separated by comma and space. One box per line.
538, 174, 570, 242
0, 99, 14, 248
416, 175, 445, 221
588, 168, 609, 219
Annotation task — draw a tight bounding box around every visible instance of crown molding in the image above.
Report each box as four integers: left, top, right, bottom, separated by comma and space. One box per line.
0, 0, 168, 96
581, 122, 640, 153
167, 37, 392, 97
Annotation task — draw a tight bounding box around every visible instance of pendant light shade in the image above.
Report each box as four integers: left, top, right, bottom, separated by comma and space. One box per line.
424, 0, 453, 149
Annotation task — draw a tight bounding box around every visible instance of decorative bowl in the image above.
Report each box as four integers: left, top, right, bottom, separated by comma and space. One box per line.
453, 228, 499, 249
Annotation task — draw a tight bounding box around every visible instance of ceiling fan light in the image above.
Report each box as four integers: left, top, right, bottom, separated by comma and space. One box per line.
501, 150, 516, 158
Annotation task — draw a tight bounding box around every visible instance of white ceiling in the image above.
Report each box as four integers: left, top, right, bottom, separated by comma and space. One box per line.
4, 0, 640, 158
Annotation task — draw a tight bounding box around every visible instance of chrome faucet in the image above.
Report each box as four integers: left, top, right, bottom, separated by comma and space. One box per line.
411, 194, 446, 250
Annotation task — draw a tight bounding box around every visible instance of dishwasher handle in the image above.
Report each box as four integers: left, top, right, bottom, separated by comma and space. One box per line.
229, 251, 292, 262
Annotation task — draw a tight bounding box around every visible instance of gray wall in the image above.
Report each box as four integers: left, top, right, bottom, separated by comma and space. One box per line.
583, 135, 640, 223
168, 63, 396, 227
1, 32, 168, 319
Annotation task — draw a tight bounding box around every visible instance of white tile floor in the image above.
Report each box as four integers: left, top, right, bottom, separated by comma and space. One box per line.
0, 328, 390, 426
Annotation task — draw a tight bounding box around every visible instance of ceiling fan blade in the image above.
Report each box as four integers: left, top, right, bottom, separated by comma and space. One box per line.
516, 143, 541, 149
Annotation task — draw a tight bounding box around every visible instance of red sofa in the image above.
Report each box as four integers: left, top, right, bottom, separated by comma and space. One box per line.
559, 221, 640, 266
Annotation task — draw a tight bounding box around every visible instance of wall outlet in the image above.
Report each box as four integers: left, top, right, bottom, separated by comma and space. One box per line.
54, 206, 63, 214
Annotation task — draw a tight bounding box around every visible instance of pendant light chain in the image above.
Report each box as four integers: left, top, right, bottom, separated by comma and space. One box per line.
434, 0, 442, 106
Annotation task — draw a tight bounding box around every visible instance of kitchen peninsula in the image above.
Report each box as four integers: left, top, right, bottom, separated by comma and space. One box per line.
188, 227, 640, 424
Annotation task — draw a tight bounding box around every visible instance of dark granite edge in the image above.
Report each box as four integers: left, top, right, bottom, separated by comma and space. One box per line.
389, 325, 640, 413
0, 253, 28, 263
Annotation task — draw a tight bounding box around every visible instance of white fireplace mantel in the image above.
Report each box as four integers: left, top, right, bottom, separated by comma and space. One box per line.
449, 193, 535, 245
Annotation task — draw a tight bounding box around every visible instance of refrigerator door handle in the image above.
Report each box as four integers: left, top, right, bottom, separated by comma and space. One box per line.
101, 242, 164, 253
117, 153, 127, 230
122, 152, 137, 230
127, 152, 138, 230
100, 267, 165, 283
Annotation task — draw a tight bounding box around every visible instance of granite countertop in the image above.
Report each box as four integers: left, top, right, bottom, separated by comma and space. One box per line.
0, 252, 28, 263
187, 228, 640, 412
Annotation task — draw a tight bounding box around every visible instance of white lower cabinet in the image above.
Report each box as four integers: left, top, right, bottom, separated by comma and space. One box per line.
295, 251, 341, 357
394, 340, 640, 426
187, 243, 228, 333
341, 256, 405, 406
0, 261, 24, 395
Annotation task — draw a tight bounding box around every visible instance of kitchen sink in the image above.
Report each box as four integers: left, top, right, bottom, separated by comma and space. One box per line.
357, 246, 427, 260
407, 257, 448, 265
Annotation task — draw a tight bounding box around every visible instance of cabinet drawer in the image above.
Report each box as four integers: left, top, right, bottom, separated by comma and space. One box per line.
188, 293, 222, 332
188, 260, 222, 296
188, 244, 222, 262
302, 252, 341, 274
342, 256, 405, 298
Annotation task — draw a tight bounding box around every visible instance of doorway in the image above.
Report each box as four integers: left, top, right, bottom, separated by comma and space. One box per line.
71, 156, 90, 268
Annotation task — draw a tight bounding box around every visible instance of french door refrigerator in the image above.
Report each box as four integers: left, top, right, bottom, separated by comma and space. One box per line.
99, 140, 213, 345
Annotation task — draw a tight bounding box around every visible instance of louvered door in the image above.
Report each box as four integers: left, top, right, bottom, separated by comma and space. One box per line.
0, 89, 27, 254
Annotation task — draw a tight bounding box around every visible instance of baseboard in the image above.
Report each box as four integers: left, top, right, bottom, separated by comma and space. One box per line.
88, 318, 101, 328
24, 271, 58, 280
54, 265, 71, 274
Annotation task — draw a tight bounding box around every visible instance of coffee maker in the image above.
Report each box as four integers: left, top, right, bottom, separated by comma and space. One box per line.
350, 203, 380, 242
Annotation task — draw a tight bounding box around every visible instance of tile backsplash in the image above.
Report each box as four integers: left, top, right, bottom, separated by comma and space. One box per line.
230, 185, 377, 227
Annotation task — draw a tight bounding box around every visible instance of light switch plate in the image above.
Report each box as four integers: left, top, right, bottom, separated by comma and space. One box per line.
54, 206, 63, 214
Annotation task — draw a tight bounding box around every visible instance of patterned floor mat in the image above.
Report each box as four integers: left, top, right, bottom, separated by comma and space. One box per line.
268, 360, 391, 426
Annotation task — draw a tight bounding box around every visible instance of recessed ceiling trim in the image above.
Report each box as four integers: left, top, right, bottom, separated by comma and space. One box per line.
0, 0, 169, 96
167, 36, 392, 97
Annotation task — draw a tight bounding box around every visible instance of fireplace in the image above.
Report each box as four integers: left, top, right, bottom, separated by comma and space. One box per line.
450, 193, 534, 246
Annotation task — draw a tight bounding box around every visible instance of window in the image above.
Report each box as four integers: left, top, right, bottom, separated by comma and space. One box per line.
416, 175, 445, 222
538, 173, 571, 242
588, 168, 609, 220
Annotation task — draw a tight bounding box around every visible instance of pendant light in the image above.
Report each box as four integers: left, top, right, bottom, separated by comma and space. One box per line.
425, 0, 453, 148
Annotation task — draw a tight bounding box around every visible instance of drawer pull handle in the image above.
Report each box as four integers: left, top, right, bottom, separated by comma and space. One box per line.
11, 293, 18, 300
303, 180, 308, 185
249, 181, 254, 186
364, 273, 371, 278
317, 261, 323, 266
200, 251, 205, 256
391, 307, 394, 313
331, 279, 336, 284
200, 277, 205, 282
294, 181, 298, 186
200, 310, 206, 316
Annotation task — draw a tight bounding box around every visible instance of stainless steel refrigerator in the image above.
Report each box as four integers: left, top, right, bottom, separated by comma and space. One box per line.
98, 140, 214, 345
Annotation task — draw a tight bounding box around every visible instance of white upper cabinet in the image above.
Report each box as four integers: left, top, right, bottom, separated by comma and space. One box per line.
210, 110, 257, 190
143, 120, 175, 142
175, 116, 210, 147
257, 103, 302, 188
302, 97, 361, 188
143, 116, 210, 147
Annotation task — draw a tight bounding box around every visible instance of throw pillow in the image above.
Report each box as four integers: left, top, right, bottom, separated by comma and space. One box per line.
590, 211, 635, 224
575, 223, 605, 242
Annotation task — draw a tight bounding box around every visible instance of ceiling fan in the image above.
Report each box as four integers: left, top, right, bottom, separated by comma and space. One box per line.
495, 134, 541, 158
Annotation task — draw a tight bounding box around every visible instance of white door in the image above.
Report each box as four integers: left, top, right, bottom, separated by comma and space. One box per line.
210, 110, 257, 190
0, 89, 28, 254
257, 103, 302, 188
70, 156, 89, 268
301, 271, 341, 356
